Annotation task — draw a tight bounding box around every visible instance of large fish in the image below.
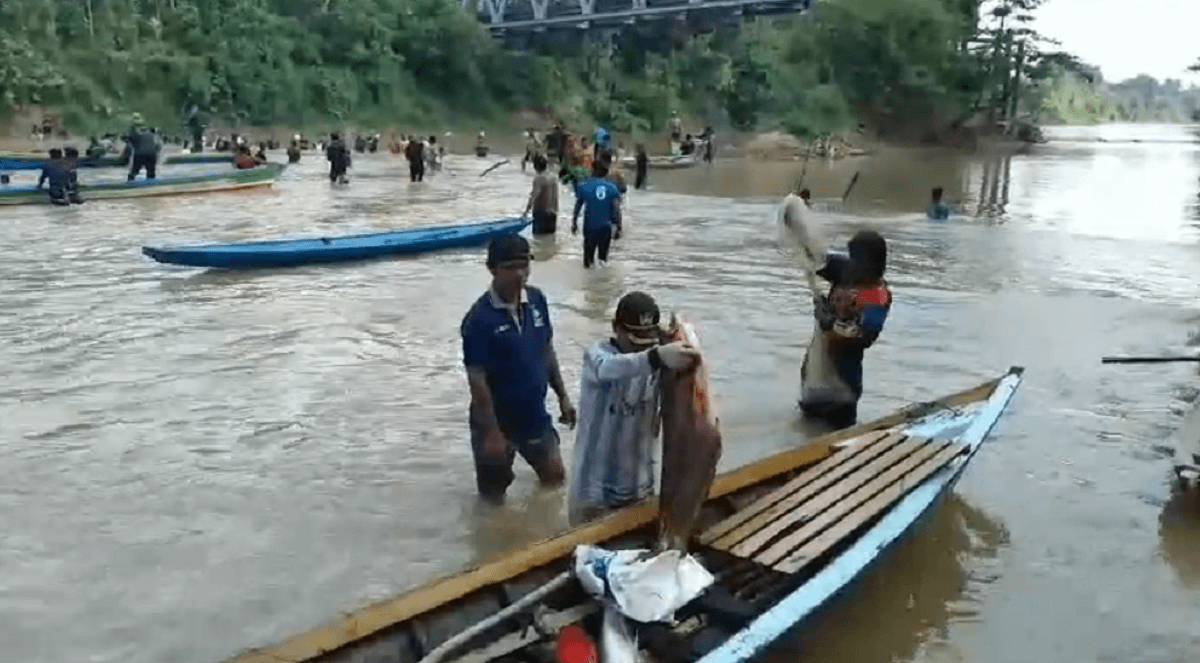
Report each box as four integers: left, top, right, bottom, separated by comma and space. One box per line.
656, 314, 722, 552
778, 194, 853, 408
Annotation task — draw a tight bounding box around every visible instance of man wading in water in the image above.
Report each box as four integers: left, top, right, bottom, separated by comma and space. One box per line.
568, 291, 700, 525
326, 133, 351, 183
800, 231, 892, 430
523, 154, 558, 235
461, 235, 577, 503
571, 160, 623, 268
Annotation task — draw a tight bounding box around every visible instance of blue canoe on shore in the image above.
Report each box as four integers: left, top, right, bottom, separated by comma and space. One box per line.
142, 217, 531, 269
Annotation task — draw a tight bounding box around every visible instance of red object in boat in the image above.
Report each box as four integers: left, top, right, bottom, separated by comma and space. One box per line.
555, 625, 597, 663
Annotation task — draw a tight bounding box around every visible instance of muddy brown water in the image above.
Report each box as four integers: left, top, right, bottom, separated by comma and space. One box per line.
2, 125, 1199, 663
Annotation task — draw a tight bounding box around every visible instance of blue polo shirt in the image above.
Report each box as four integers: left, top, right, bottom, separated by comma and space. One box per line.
573, 177, 622, 234
461, 286, 553, 439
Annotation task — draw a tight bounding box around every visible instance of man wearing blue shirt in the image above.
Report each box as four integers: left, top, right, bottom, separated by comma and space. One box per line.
927, 187, 951, 220
461, 234, 577, 503
571, 160, 623, 268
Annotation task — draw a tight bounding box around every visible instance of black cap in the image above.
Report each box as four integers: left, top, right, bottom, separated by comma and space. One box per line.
487, 233, 532, 267
614, 291, 660, 330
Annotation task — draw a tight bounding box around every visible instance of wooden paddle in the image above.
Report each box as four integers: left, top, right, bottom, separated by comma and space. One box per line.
1101, 356, 1200, 364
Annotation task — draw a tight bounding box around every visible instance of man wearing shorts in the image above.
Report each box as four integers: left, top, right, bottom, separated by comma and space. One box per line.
461, 234, 577, 503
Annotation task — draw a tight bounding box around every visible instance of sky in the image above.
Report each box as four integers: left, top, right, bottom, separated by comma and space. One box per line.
1032, 0, 1200, 84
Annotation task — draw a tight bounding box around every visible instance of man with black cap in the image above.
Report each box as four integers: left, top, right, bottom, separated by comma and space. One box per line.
461, 234, 577, 503
801, 230, 891, 430
568, 291, 701, 525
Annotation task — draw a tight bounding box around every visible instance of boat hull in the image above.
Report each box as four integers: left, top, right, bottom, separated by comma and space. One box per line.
0, 151, 125, 170
142, 218, 532, 269
621, 155, 701, 170
0, 164, 284, 206
219, 367, 1024, 663
164, 153, 236, 165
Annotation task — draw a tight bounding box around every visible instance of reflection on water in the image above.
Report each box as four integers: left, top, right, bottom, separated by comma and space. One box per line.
1158, 491, 1200, 590
4, 128, 1200, 663
766, 496, 1007, 663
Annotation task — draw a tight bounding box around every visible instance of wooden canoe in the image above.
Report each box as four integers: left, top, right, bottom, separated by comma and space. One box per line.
0, 150, 125, 170
221, 367, 1024, 663
0, 163, 284, 206
163, 152, 238, 165
621, 153, 701, 170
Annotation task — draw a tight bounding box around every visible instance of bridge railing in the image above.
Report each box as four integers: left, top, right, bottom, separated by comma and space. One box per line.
464, 0, 812, 31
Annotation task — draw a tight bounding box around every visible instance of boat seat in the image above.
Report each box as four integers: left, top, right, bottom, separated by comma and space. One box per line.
697, 432, 967, 576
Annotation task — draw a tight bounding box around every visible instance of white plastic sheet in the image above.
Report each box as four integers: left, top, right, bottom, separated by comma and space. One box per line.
573, 544, 715, 624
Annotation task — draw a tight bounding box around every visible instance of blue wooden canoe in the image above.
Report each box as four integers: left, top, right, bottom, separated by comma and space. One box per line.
217, 368, 1024, 663
143, 217, 531, 270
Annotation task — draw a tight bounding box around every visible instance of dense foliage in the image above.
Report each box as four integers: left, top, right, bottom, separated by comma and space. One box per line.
0, 0, 1066, 139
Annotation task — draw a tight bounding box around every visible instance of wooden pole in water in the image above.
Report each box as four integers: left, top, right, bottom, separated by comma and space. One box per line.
1101, 356, 1200, 364
841, 171, 861, 202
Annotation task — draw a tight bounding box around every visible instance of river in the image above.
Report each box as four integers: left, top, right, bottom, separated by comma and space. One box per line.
2, 124, 1199, 663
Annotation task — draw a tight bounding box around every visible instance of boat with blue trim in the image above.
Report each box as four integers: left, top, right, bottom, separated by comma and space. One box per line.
219, 367, 1024, 663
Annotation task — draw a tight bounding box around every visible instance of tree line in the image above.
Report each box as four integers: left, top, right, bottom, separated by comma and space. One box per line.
0, 0, 1077, 140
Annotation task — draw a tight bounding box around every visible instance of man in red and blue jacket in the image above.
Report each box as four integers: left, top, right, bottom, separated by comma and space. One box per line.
801, 230, 892, 430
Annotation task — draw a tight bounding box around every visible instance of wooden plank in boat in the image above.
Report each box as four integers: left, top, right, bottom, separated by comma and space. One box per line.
753, 439, 960, 568
701, 431, 904, 549
698, 430, 894, 546
724, 437, 936, 561
773, 442, 968, 575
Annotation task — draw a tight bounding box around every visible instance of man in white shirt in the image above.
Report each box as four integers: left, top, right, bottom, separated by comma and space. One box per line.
568, 292, 700, 525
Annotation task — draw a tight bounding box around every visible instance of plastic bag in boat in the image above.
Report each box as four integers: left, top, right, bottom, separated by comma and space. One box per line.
573, 545, 714, 623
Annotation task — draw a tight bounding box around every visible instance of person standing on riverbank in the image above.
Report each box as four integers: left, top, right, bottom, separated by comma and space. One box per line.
461, 234, 576, 503
567, 291, 701, 525
800, 231, 892, 430
572, 160, 623, 268
524, 155, 558, 235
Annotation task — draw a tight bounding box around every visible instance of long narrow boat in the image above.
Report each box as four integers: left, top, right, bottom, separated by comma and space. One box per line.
142, 217, 531, 269
0, 163, 284, 206
221, 367, 1024, 663
621, 152, 702, 170
164, 152, 237, 165
0, 150, 125, 170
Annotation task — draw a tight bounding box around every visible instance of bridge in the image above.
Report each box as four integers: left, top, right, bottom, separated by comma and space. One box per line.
463, 0, 812, 34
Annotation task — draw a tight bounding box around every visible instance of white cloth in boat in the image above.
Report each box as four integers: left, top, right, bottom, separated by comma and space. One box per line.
573, 544, 714, 623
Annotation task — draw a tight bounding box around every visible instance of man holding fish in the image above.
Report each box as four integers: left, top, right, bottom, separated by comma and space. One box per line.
567, 291, 709, 526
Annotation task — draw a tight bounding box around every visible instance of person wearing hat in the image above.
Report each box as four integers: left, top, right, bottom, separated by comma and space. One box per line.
801, 230, 891, 430
461, 234, 577, 503
568, 291, 701, 525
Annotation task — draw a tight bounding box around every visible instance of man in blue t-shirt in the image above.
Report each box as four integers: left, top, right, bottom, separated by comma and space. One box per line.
571, 160, 623, 268
927, 187, 951, 220
460, 234, 577, 503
